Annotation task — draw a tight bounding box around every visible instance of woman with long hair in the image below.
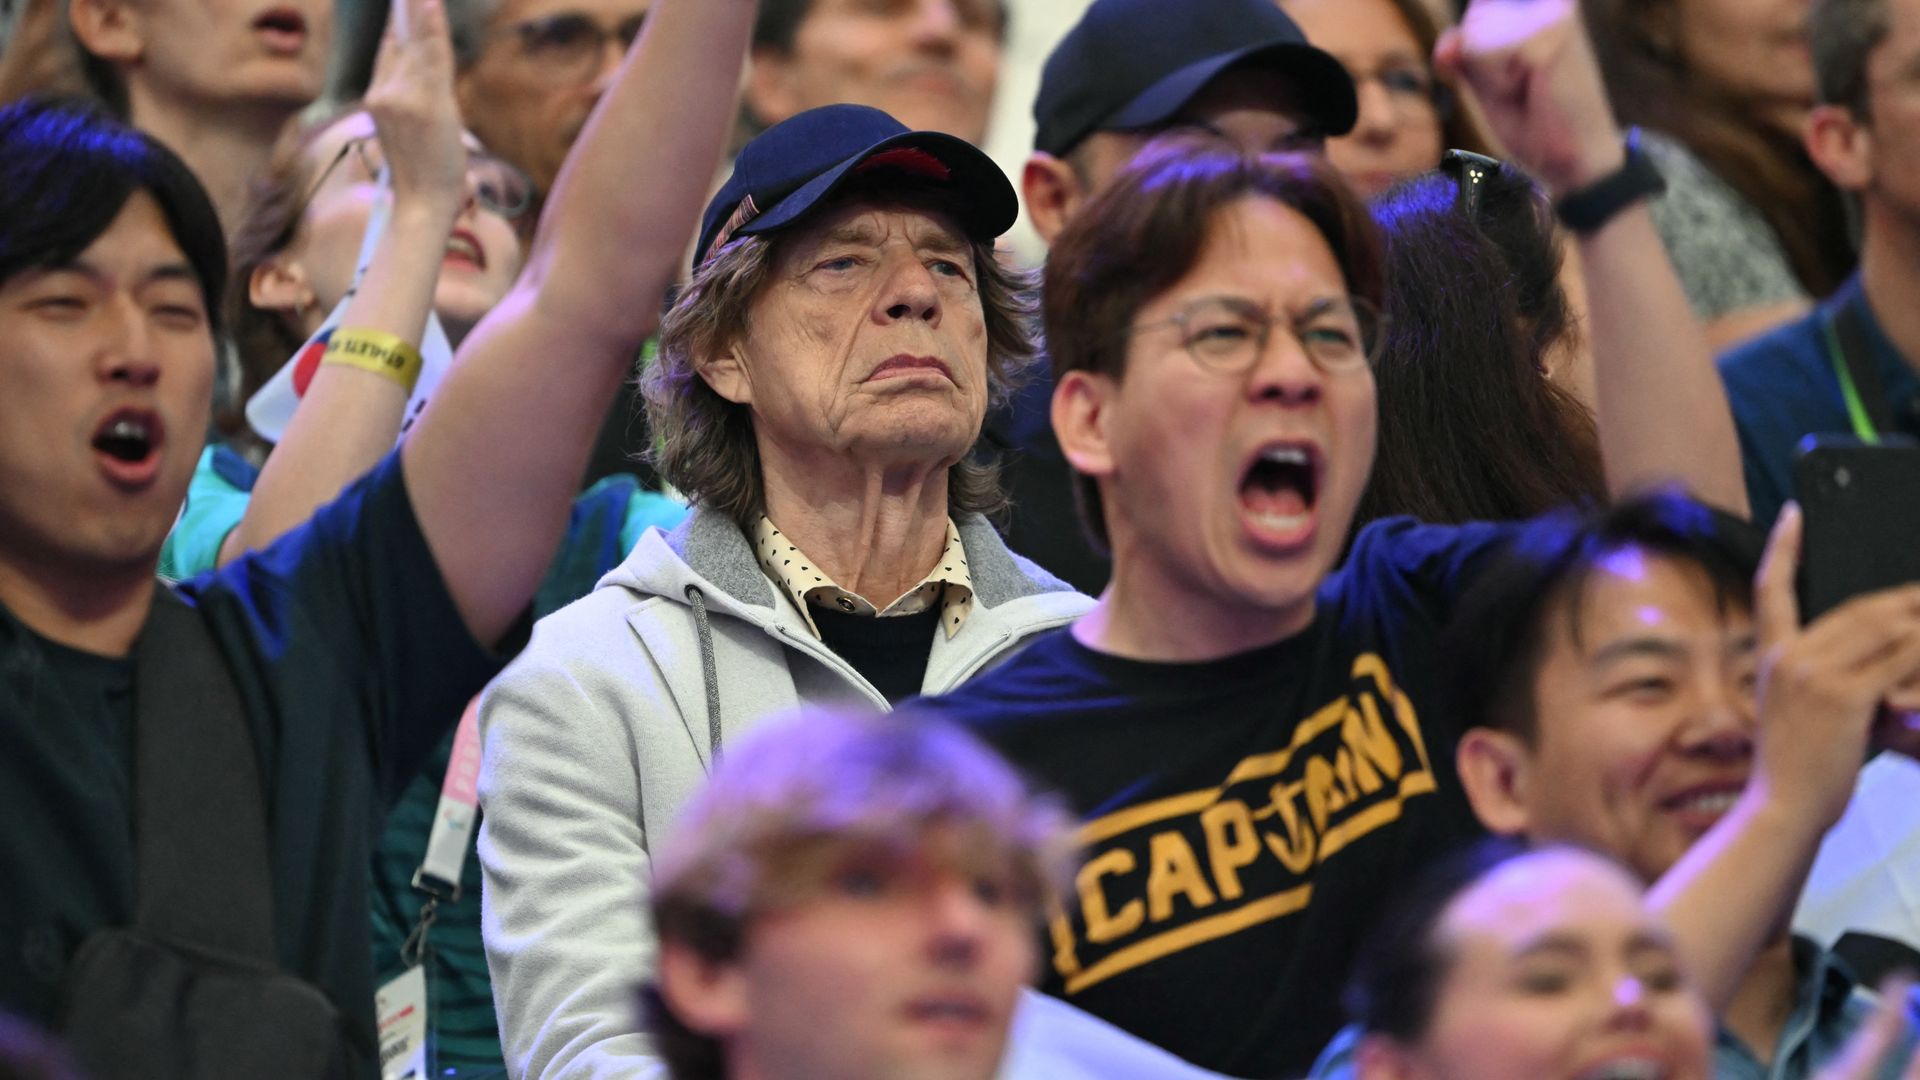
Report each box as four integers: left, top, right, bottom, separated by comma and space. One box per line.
1586, 0, 1856, 349
1357, 156, 1606, 532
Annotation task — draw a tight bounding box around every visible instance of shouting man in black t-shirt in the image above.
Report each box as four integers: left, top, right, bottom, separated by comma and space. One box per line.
911, 2, 1756, 1075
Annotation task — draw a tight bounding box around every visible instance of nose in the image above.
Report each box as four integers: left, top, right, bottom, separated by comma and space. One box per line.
1677, 670, 1756, 763
1350, 75, 1399, 142
924, 879, 990, 968
908, 0, 963, 49
98, 296, 161, 389
1605, 973, 1655, 1032
1247, 324, 1326, 408
587, 37, 624, 97
875, 253, 942, 325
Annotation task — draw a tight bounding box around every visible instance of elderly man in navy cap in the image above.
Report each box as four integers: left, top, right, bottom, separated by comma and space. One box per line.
996, 0, 1359, 594
478, 104, 1238, 1079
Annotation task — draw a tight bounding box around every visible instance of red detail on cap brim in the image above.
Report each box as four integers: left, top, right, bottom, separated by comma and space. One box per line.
854, 147, 952, 180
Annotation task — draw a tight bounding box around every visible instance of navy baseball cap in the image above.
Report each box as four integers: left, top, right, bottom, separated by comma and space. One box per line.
694, 104, 1019, 268
1032, 0, 1358, 158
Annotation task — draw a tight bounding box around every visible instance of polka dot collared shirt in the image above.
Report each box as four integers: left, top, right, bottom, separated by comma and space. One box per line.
752, 516, 975, 641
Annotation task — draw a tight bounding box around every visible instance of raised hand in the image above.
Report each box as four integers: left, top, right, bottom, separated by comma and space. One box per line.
363, 0, 468, 212
1433, 0, 1624, 197
1752, 505, 1920, 828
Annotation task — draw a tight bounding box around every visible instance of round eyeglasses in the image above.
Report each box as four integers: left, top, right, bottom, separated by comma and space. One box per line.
501, 11, 647, 86
301, 134, 535, 221
1131, 294, 1385, 375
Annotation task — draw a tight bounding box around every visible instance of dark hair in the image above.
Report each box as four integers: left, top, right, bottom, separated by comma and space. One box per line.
1584, 0, 1854, 299
1440, 490, 1764, 744
1344, 836, 1530, 1042
1809, 0, 1892, 117
0, 96, 224, 331
1357, 164, 1604, 531
751, 0, 1008, 52
1043, 133, 1385, 551
216, 103, 358, 452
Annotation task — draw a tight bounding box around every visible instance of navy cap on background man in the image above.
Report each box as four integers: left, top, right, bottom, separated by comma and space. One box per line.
992, 0, 1356, 597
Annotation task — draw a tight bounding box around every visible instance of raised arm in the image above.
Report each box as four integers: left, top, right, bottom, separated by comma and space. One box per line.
1437, 0, 1749, 517
401, 0, 756, 645
217, 0, 468, 566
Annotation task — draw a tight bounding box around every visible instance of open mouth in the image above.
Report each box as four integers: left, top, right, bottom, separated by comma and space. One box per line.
252, 8, 308, 49
1238, 442, 1319, 544
1658, 780, 1746, 825
92, 409, 163, 487
444, 229, 486, 270
1575, 1057, 1672, 1080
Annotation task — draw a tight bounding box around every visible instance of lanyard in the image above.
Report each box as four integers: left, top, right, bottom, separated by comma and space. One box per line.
1822, 313, 1881, 444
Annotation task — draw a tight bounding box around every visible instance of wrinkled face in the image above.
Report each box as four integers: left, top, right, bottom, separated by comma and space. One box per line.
455, 0, 650, 194
126, 0, 331, 109
0, 192, 214, 582
1402, 849, 1715, 1080
1672, 0, 1815, 126
1073, 66, 1321, 194
1282, 0, 1443, 199
1091, 195, 1375, 640
713, 201, 990, 477
754, 0, 1003, 145
1514, 549, 1759, 884
273, 111, 526, 339
722, 839, 1037, 1080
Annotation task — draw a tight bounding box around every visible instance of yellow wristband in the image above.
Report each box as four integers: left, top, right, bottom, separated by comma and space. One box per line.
322, 328, 423, 392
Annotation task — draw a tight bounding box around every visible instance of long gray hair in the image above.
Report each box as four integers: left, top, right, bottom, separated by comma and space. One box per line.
641, 197, 1037, 527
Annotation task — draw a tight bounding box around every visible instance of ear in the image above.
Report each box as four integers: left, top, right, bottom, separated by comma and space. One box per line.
1052, 368, 1116, 480
697, 342, 754, 407
744, 46, 803, 128
656, 940, 750, 1042
1022, 153, 1088, 247
1354, 1033, 1429, 1080
1806, 103, 1872, 193
1455, 727, 1537, 837
68, 0, 145, 65
248, 257, 317, 319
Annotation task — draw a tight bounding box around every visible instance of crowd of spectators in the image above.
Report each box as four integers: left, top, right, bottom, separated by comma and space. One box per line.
1, 0, 1918, 1078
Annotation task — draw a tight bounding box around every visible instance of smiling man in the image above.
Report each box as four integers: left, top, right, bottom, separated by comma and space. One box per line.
1372, 493, 1920, 1080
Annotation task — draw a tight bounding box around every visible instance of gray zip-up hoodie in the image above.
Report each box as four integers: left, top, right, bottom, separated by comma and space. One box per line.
476, 507, 1094, 1079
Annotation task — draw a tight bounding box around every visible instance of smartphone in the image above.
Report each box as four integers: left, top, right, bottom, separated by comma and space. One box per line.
1793, 436, 1920, 622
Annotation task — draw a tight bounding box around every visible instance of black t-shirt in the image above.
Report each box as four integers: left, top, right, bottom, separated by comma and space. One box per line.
912, 517, 1511, 1078
0, 451, 509, 1053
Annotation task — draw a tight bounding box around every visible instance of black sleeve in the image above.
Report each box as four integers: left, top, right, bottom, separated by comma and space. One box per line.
187, 451, 517, 807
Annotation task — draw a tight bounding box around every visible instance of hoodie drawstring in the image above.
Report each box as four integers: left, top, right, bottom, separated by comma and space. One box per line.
684, 584, 723, 764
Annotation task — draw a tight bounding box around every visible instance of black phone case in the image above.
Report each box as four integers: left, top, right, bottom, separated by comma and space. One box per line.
1793, 440, 1920, 621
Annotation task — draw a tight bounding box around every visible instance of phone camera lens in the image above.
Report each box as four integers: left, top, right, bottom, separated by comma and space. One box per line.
1835, 466, 1852, 489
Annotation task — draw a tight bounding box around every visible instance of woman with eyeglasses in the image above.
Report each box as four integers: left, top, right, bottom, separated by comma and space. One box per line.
1281, 0, 1495, 200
